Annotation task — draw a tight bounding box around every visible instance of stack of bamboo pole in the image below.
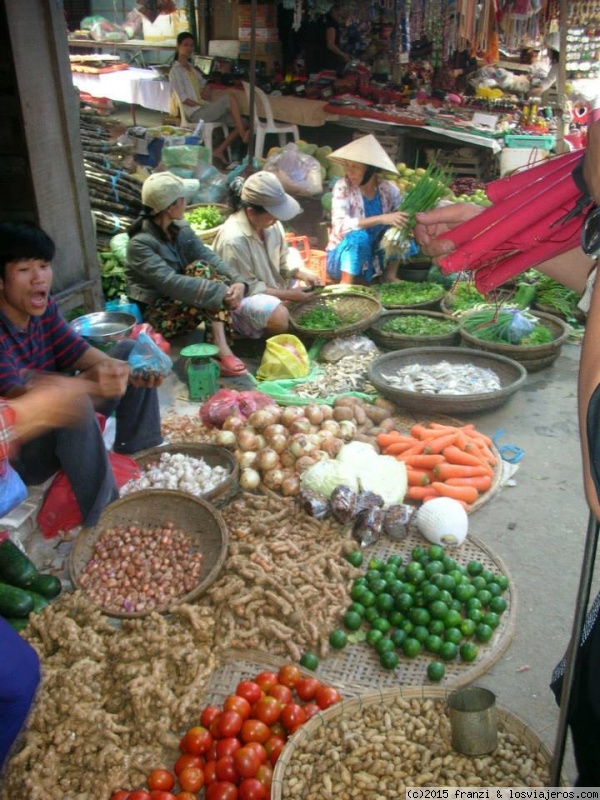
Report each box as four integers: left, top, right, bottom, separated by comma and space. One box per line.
80, 112, 143, 240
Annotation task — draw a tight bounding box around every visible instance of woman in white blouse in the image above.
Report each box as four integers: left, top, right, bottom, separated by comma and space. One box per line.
169, 32, 248, 166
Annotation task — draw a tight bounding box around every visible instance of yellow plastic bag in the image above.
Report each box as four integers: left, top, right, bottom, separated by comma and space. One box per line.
256, 334, 310, 381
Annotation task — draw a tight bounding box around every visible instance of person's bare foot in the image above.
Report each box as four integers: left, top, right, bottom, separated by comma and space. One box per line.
213, 151, 230, 168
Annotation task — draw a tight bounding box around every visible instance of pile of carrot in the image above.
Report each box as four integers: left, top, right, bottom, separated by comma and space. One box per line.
376, 422, 497, 509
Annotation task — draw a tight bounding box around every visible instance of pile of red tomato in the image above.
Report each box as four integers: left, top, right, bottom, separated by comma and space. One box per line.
110, 663, 342, 800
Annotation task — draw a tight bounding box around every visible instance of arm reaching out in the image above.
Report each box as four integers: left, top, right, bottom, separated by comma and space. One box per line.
414, 204, 484, 260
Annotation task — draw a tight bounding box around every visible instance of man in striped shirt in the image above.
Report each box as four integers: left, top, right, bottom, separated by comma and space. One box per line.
0, 221, 163, 529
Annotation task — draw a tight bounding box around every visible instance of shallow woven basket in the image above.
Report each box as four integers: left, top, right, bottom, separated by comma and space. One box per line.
288, 291, 382, 340
271, 687, 559, 798
377, 280, 445, 311
368, 346, 527, 415
369, 310, 460, 351
69, 490, 228, 618
459, 309, 571, 373
533, 300, 586, 324
184, 202, 231, 244
132, 442, 239, 506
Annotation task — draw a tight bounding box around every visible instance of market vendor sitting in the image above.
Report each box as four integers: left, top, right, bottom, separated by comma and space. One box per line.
325, 134, 408, 285
303, 1, 351, 77
212, 172, 321, 337
126, 172, 279, 374
0, 221, 163, 530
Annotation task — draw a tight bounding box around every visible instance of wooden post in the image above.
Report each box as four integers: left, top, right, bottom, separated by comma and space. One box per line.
555, 0, 569, 147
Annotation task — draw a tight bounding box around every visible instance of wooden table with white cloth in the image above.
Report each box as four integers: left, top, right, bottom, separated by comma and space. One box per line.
71, 67, 171, 122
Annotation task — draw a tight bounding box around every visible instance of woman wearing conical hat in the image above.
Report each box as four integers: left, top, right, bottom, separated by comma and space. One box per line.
325, 134, 408, 284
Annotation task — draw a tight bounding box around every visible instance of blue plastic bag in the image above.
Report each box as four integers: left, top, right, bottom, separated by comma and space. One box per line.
128, 332, 173, 378
0, 460, 27, 518
105, 297, 143, 323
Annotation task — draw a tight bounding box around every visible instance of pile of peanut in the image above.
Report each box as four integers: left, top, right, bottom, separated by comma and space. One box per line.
280, 697, 549, 798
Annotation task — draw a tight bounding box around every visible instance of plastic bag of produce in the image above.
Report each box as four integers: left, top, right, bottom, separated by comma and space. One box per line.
110, 232, 130, 266
329, 484, 357, 525
0, 461, 27, 519
127, 332, 173, 378
352, 506, 383, 547
161, 145, 203, 171
130, 323, 170, 355
256, 334, 310, 382
200, 388, 241, 428
264, 143, 323, 197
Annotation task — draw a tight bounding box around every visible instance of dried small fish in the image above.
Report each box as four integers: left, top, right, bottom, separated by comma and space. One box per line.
293, 351, 380, 399
381, 360, 502, 396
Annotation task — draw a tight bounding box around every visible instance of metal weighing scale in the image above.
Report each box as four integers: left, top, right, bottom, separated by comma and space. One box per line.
179, 343, 220, 401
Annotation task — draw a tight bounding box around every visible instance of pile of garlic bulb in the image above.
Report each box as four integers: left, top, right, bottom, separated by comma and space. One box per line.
121, 452, 230, 497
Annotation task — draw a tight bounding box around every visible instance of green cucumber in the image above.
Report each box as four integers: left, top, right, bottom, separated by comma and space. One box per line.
28, 573, 62, 599
23, 590, 50, 614
0, 581, 34, 618
0, 539, 38, 587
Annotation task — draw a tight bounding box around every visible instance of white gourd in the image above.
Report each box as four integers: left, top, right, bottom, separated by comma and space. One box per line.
415, 497, 469, 546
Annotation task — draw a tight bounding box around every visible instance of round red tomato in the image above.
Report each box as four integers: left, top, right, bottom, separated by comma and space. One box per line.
180, 726, 213, 756
295, 677, 321, 702
255, 763, 273, 790
178, 766, 205, 793
243, 741, 267, 765
269, 721, 286, 738
218, 710, 244, 738
177, 794, 198, 800
268, 684, 292, 705
174, 754, 204, 776
148, 793, 176, 800
253, 671, 279, 694
210, 714, 223, 739
280, 702, 307, 734
147, 769, 175, 793
110, 792, 130, 800
204, 760, 217, 786
238, 777, 268, 800
240, 719, 270, 745
224, 694, 252, 720
251, 696, 281, 726
206, 780, 239, 800
207, 740, 219, 762
215, 755, 239, 784
264, 735, 285, 763
315, 685, 342, 710
302, 702, 321, 721
232, 745, 261, 778
216, 736, 242, 760
128, 792, 150, 800
236, 680, 262, 705
201, 705, 222, 729
277, 664, 301, 689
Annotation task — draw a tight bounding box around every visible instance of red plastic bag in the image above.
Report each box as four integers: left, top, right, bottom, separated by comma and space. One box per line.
200, 389, 242, 429
37, 453, 141, 539
131, 322, 171, 355
237, 390, 276, 418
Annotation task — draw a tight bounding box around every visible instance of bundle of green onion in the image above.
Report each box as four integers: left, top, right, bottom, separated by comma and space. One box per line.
382, 162, 453, 259
461, 309, 554, 345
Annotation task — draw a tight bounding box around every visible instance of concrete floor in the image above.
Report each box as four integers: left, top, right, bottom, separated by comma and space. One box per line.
92, 102, 595, 781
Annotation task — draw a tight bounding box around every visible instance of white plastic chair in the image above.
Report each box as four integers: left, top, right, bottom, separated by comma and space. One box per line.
173, 92, 231, 163
242, 82, 300, 158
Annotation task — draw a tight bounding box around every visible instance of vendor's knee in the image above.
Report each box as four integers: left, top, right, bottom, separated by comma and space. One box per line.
266, 304, 290, 334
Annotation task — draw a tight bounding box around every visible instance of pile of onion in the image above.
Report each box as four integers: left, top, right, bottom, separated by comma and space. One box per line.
213, 405, 357, 496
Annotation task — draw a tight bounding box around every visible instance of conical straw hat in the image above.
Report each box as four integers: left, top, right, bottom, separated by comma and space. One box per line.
328, 134, 399, 174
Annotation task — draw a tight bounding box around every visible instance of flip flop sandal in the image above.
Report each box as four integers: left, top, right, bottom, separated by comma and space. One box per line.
215, 355, 247, 377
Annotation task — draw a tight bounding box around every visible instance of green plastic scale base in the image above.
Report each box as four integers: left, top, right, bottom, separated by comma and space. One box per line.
180, 343, 221, 401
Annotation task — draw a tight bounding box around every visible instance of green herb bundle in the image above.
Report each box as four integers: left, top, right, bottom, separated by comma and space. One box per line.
382, 162, 453, 258
461, 309, 554, 346
185, 205, 225, 232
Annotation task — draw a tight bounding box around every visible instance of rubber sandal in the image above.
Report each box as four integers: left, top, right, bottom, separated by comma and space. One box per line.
215, 355, 247, 377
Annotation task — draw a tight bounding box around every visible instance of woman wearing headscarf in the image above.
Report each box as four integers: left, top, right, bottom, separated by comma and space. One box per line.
325, 134, 408, 284
212, 171, 320, 338
126, 172, 271, 375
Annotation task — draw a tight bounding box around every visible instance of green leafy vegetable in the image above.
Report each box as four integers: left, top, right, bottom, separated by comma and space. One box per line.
377, 281, 444, 307
445, 282, 486, 311
461, 309, 555, 346
298, 305, 361, 329
185, 205, 225, 233
381, 314, 457, 336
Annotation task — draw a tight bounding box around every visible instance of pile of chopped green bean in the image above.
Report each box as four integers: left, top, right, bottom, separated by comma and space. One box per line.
381, 314, 458, 336
377, 281, 444, 307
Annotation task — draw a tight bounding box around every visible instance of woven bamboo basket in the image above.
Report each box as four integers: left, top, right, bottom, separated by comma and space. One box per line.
132, 442, 239, 506
288, 290, 382, 340
184, 202, 231, 244
459, 310, 571, 373
369, 310, 460, 351
368, 346, 527, 415
377, 280, 445, 311
271, 687, 559, 798
69, 490, 228, 618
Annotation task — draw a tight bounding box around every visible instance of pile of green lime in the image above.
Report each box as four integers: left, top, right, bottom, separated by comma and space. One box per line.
329, 545, 510, 682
